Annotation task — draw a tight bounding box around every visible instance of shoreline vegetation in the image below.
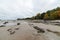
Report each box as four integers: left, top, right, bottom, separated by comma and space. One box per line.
24, 7, 60, 20
0, 20, 60, 40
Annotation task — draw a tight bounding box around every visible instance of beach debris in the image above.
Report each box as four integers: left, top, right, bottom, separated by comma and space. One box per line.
17, 23, 20, 25
33, 26, 45, 33
3, 21, 8, 24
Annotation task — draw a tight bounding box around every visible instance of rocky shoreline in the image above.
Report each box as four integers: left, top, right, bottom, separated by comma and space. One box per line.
0, 20, 60, 40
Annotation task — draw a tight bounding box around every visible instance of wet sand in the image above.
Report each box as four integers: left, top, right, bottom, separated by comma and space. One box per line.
0, 20, 60, 40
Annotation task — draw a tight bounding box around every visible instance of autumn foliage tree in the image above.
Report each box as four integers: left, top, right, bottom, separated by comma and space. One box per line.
56, 11, 60, 19
44, 13, 49, 20
27, 7, 60, 20
35, 13, 41, 19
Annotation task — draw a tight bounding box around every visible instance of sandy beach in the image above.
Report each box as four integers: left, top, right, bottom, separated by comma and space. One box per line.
0, 20, 60, 40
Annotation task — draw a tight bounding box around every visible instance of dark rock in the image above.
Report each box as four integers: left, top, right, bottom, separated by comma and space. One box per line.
47, 29, 53, 32
3, 22, 8, 24
33, 26, 45, 33
0, 25, 5, 27
7, 28, 12, 31
10, 31, 15, 35
17, 23, 20, 25
37, 30, 45, 33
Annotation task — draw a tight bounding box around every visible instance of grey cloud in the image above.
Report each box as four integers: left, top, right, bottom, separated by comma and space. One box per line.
0, 0, 60, 20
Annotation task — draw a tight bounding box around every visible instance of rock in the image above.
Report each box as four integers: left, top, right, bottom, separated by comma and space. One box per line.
7, 28, 12, 31
3, 22, 8, 24
33, 26, 45, 33
17, 23, 20, 25
10, 31, 15, 35
0, 25, 5, 27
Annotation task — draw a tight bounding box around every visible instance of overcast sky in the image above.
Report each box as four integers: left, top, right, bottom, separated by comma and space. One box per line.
0, 0, 60, 20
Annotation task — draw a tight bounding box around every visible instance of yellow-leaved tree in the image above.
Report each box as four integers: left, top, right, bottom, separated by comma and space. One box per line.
44, 13, 49, 20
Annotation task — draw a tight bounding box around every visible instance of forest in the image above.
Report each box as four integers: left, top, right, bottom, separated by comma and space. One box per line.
26, 7, 60, 20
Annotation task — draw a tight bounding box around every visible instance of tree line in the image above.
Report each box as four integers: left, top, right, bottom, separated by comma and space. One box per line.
27, 7, 60, 20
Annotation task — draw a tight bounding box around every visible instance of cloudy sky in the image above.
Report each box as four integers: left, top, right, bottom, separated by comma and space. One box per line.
0, 0, 60, 20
